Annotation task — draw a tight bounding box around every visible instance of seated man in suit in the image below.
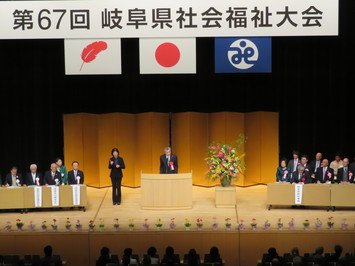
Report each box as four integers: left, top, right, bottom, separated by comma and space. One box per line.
43, 163, 62, 186
5, 166, 23, 187
337, 158, 354, 183
159, 147, 178, 174
67, 161, 85, 185
315, 159, 334, 183
290, 165, 311, 184
300, 155, 312, 172
310, 152, 323, 182
25, 164, 42, 186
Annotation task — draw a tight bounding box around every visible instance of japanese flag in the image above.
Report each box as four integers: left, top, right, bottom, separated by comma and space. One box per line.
64, 38, 121, 75
139, 38, 196, 74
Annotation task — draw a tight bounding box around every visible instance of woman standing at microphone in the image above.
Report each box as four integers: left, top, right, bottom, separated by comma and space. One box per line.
109, 148, 125, 205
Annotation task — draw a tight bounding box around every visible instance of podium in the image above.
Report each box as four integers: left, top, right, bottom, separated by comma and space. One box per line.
141, 173, 192, 210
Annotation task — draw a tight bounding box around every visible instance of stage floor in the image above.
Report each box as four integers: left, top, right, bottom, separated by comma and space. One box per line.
1, 185, 354, 231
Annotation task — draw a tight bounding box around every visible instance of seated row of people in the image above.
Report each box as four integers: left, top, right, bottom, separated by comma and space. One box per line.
0, 160, 84, 187
276, 155, 354, 184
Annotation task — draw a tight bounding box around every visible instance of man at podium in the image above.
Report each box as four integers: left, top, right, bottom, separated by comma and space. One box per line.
160, 147, 178, 174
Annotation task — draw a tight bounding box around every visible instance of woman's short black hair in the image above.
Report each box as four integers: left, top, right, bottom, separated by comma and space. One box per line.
111, 148, 119, 156
55, 158, 62, 163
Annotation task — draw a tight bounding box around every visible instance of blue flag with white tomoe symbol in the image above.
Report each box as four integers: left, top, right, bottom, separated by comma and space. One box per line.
215, 37, 272, 73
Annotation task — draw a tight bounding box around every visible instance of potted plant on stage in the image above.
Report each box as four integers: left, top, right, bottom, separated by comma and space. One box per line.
169, 218, 176, 231
65, 218, 72, 232
206, 134, 247, 187
288, 218, 295, 230
42, 221, 48, 232
128, 219, 135, 231
237, 220, 245, 230
250, 218, 257, 230
327, 217, 334, 230
315, 218, 322, 230
341, 218, 348, 230
75, 220, 82, 232
264, 220, 271, 230
303, 219, 310, 230
225, 218, 232, 231
5, 221, 12, 232
88, 220, 95, 232
28, 221, 36, 232
155, 218, 163, 231
99, 219, 105, 232
277, 218, 283, 230
184, 219, 191, 231
51, 219, 58, 232
113, 218, 119, 231
196, 218, 203, 230
212, 217, 218, 231
16, 219, 24, 231
143, 218, 149, 230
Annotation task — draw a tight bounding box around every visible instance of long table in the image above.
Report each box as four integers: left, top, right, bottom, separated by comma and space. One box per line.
0, 185, 87, 211
267, 183, 355, 211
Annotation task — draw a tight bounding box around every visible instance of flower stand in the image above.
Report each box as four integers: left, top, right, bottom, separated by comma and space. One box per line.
215, 185, 236, 208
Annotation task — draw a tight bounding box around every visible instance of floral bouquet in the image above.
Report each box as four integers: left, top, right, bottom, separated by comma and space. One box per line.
51, 219, 58, 232
225, 218, 232, 230
237, 220, 245, 230
184, 219, 191, 230
42, 221, 47, 231
16, 219, 24, 231
128, 219, 134, 231
264, 220, 271, 230
143, 218, 149, 230
288, 218, 295, 230
250, 218, 257, 230
315, 218, 322, 230
303, 219, 310, 230
155, 218, 163, 231
5, 221, 12, 232
113, 218, 119, 231
99, 219, 105, 232
327, 217, 334, 230
206, 134, 247, 186
277, 218, 283, 230
169, 218, 176, 231
75, 220, 82, 232
212, 217, 218, 230
28, 221, 35, 232
65, 218, 71, 231
196, 218, 203, 230
89, 220, 95, 232
341, 218, 348, 230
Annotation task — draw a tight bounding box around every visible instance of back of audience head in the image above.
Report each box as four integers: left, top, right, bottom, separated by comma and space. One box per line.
268, 247, 278, 257
291, 247, 299, 257
123, 247, 133, 257
100, 247, 110, 257
43, 245, 53, 257
334, 244, 343, 255
209, 246, 220, 257
147, 246, 157, 257
315, 246, 324, 255
187, 249, 198, 266
165, 246, 174, 256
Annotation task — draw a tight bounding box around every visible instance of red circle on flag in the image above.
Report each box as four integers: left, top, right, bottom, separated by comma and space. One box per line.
155, 42, 180, 68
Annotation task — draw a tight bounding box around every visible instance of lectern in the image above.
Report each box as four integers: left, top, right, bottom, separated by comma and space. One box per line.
141, 173, 192, 210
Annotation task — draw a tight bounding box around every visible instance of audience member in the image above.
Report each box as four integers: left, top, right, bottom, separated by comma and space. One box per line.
96, 247, 113, 266
186, 249, 200, 266
40, 245, 62, 266
122, 248, 138, 266
145, 246, 159, 265
204, 246, 222, 263
314, 246, 325, 266
161, 246, 180, 265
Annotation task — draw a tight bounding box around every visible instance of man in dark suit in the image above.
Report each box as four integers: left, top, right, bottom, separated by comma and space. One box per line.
5, 166, 23, 186
300, 155, 312, 172
68, 161, 85, 185
43, 163, 62, 185
287, 150, 300, 173
290, 165, 311, 184
315, 159, 334, 183
349, 157, 355, 175
309, 152, 323, 182
336, 158, 354, 183
25, 164, 42, 186
160, 147, 178, 174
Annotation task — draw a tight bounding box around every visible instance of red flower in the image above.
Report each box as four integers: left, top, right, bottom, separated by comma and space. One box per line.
211, 146, 216, 150
301, 178, 306, 182
227, 147, 232, 152
327, 172, 331, 177
217, 151, 223, 158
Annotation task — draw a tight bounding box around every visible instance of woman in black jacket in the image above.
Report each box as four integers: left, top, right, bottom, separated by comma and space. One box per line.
108, 148, 126, 205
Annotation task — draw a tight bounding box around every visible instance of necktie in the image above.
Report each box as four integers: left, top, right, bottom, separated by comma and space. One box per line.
74, 170, 77, 177
344, 167, 348, 181
33, 173, 36, 183
52, 172, 55, 180
323, 168, 326, 181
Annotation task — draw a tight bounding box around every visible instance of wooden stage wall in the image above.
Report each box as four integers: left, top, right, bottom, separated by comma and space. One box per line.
1, 231, 354, 266
63, 112, 278, 187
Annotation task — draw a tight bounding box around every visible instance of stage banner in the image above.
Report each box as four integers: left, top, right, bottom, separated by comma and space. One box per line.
215, 37, 272, 73
65, 38, 121, 75
34, 186, 43, 207
0, 0, 338, 39
51, 186, 60, 206
295, 184, 303, 204
139, 38, 196, 74
72, 185, 81, 205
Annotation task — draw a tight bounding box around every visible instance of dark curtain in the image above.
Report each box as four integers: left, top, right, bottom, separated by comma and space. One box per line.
0, 0, 354, 179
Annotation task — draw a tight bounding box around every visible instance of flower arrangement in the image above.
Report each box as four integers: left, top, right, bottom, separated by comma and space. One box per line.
155, 218, 163, 230
128, 219, 134, 231
225, 218, 232, 230
288, 218, 295, 230
169, 218, 176, 230
237, 220, 245, 230
341, 218, 348, 230
75, 220, 82, 231
206, 134, 247, 186
184, 219, 191, 230
327, 217, 334, 229
212, 217, 218, 230
65, 218, 71, 231
264, 220, 271, 230
250, 218, 257, 230
16, 219, 24, 231
315, 218, 322, 230
28, 221, 35, 232
99, 219, 105, 232
113, 218, 119, 231
277, 218, 283, 230
303, 219, 310, 230
42, 221, 47, 231
143, 218, 149, 230
89, 220, 95, 231
196, 218, 203, 230
5, 221, 12, 232
51, 219, 58, 232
